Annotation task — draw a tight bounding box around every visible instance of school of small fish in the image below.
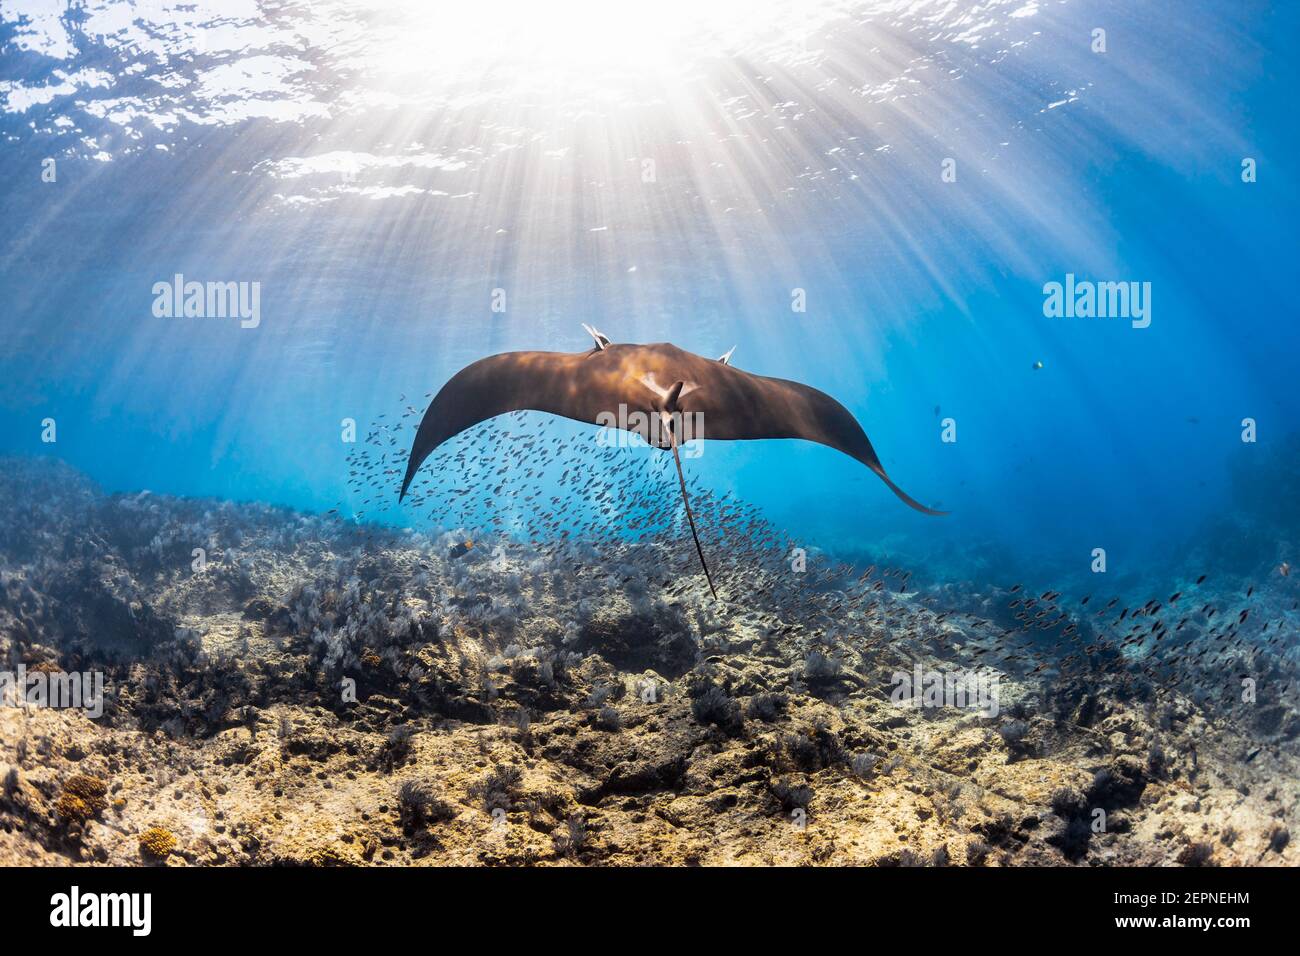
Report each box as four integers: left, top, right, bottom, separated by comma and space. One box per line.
327, 401, 1298, 729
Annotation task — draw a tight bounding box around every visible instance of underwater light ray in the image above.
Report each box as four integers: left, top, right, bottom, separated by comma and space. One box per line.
0, 0, 1283, 554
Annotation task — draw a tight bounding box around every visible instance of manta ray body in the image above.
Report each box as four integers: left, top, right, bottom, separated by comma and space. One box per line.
400, 327, 943, 598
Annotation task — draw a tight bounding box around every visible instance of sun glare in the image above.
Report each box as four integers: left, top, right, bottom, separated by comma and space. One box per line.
363, 0, 848, 93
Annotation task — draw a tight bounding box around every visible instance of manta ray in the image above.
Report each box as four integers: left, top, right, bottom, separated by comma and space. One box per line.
400, 326, 944, 599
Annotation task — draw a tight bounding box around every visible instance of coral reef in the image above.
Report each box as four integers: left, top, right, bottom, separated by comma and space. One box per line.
0, 458, 1295, 866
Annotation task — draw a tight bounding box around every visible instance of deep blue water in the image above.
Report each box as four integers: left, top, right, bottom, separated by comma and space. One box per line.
2, 0, 1297, 591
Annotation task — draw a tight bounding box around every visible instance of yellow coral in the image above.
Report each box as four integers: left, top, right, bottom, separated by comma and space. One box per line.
55, 774, 108, 823
55, 793, 92, 823
139, 826, 178, 858
64, 774, 107, 801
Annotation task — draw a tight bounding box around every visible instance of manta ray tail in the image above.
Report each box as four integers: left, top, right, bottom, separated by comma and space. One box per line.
662, 388, 718, 601
869, 463, 947, 516
668, 433, 719, 601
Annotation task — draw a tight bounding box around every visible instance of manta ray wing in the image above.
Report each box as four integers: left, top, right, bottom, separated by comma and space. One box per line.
677, 366, 947, 516
401, 351, 608, 499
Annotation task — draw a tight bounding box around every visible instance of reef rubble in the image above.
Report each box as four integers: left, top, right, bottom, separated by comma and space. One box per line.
0, 458, 1295, 866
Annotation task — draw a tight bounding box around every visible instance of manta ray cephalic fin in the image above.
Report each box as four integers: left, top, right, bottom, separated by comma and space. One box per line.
581, 323, 611, 350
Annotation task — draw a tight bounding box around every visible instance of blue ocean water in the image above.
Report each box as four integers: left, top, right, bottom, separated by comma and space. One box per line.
2, 0, 1297, 592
